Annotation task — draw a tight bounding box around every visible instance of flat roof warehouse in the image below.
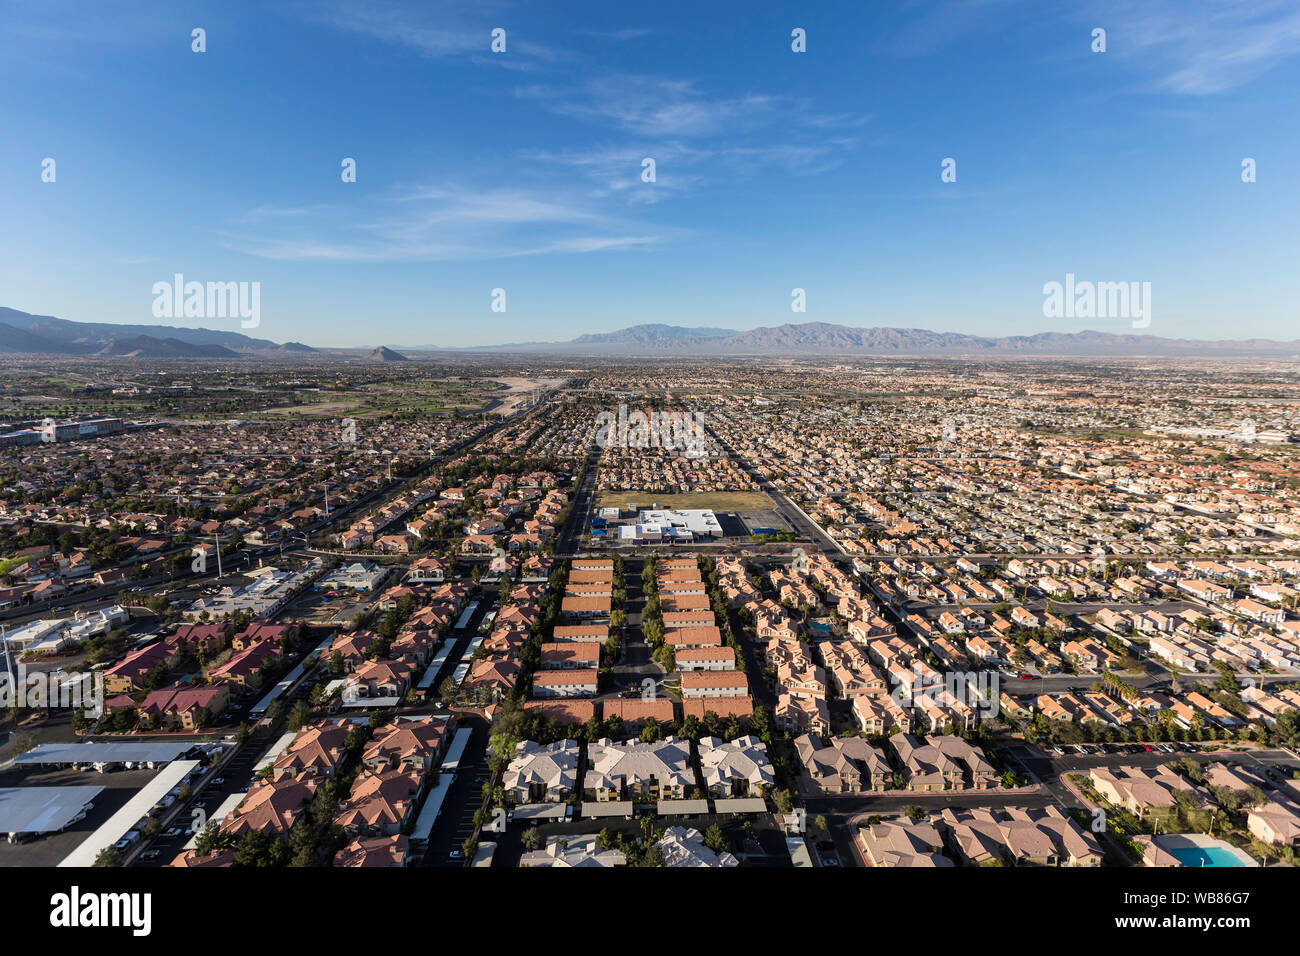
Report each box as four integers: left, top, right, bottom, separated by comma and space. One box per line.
617, 508, 722, 544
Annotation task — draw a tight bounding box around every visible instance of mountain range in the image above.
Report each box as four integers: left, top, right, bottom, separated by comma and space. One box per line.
0, 307, 316, 357
446, 322, 1300, 358
3, 308, 1299, 359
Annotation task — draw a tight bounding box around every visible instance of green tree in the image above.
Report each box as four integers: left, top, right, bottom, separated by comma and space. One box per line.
195, 821, 234, 856
702, 823, 730, 855
639, 718, 663, 743
287, 699, 313, 731
488, 730, 518, 774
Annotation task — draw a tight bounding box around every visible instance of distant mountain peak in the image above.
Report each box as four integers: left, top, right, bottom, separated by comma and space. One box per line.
464, 321, 1300, 358
569, 323, 738, 347
93, 334, 240, 358
367, 345, 409, 362
0, 306, 317, 356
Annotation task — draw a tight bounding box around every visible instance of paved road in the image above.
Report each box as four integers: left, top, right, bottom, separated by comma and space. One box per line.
609, 557, 662, 692
555, 446, 600, 556
422, 718, 491, 867
703, 424, 842, 558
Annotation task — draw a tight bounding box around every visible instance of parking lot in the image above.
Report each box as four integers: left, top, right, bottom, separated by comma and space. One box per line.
0, 764, 168, 867
1044, 741, 1200, 758
422, 720, 491, 867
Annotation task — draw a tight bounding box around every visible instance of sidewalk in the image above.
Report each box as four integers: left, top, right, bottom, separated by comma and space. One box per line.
1058, 772, 1097, 810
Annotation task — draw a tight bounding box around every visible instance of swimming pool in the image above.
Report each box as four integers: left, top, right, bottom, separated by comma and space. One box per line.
1167, 846, 1247, 867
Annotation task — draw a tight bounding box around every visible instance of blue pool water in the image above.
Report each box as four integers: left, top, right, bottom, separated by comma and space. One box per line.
1168, 846, 1245, 867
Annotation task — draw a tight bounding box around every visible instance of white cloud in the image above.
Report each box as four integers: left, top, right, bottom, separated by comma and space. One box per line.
220, 184, 667, 262
514, 75, 785, 137
310, 0, 562, 65
1090, 0, 1300, 94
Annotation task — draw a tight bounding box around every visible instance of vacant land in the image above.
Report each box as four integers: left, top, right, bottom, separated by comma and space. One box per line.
595, 491, 774, 512
252, 382, 485, 419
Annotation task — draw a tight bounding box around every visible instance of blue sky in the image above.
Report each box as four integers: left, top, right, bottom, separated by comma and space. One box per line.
2, 0, 1299, 347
